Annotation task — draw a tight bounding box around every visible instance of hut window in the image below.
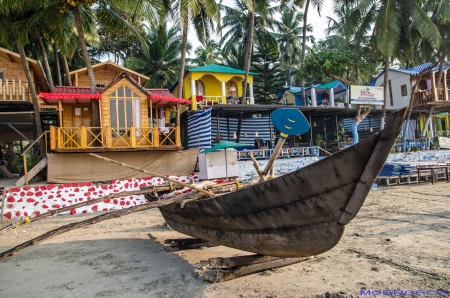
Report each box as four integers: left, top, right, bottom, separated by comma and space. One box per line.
110, 85, 140, 135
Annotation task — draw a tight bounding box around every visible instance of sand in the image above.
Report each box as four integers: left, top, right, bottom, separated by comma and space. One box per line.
0, 182, 449, 297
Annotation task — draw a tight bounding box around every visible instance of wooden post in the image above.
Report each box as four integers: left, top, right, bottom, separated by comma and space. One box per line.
176, 126, 181, 147
130, 126, 136, 148
443, 71, 448, 101
106, 127, 112, 148
431, 72, 437, 102
50, 126, 56, 150
58, 100, 62, 127
89, 153, 217, 197
0, 188, 6, 225
22, 154, 28, 186
80, 126, 87, 149
154, 124, 159, 147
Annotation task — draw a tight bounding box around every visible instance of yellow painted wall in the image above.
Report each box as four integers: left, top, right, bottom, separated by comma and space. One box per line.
172, 71, 253, 99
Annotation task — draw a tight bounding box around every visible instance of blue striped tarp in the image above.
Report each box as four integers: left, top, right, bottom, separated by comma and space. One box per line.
211, 116, 275, 145
187, 109, 212, 149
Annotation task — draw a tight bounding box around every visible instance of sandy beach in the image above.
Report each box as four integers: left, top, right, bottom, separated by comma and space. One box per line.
0, 182, 449, 298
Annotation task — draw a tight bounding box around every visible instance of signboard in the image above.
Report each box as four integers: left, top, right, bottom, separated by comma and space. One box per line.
438, 137, 450, 149
350, 86, 384, 105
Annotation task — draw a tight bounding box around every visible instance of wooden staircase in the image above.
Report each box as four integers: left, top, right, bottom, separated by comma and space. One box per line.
15, 157, 48, 186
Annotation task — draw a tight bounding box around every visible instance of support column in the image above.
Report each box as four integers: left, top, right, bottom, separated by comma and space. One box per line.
249, 83, 254, 105
221, 81, 226, 104
443, 71, 448, 101
311, 88, 317, 107
345, 89, 350, 105
329, 88, 335, 107
431, 73, 437, 102
190, 79, 197, 111
429, 117, 434, 138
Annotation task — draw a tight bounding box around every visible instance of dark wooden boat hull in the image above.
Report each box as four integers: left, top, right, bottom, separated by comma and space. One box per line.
159, 109, 406, 257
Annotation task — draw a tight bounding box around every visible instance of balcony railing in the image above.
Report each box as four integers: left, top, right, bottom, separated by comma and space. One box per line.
413, 88, 448, 106
0, 79, 29, 101
50, 126, 181, 150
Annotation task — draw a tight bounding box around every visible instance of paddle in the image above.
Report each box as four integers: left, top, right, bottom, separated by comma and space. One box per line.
262, 108, 310, 176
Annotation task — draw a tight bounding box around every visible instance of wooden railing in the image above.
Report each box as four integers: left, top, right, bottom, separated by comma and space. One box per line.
413, 88, 448, 106
0, 79, 29, 101
197, 96, 224, 106
50, 126, 181, 150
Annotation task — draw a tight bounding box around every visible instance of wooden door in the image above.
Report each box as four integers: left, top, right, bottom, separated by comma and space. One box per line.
227, 81, 238, 97
72, 106, 92, 147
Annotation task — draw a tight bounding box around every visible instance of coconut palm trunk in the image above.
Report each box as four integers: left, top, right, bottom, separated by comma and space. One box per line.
53, 43, 62, 86
37, 35, 54, 92
381, 55, 389, 130
177, 23, 189, 99
17, 45, 43, 141
241, 0, 255, 105
72, 5, 96, 93
62, 55, 72, 86
299, 0, 310, 107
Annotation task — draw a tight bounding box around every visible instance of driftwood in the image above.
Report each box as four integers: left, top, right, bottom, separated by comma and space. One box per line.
209, 255, 280, 268
89, 153, 217, 197
0, 194, 198, 262
249, 153, 266, 181
203, 256, 311, 282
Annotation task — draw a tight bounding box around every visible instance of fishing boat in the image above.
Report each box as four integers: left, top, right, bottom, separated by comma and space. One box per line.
158, 109, 406, 257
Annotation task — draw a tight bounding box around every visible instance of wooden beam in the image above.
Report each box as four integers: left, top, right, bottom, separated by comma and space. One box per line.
6, 53, 14, 63
15, 157, 48, 186
443, 70, 448, 101
431, 72, 437, 101
202, 257, 310, 282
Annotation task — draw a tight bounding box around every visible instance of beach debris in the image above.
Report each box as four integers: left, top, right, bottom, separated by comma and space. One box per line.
163, 238, 218, 252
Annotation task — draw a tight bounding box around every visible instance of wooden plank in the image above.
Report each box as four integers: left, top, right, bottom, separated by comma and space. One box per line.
202, 257, 310, 282
164, 238, 209, 246
15, 157, 48, 187
0, 165, 13, 178
165, 241, 218, 252
209, 255, 280, 269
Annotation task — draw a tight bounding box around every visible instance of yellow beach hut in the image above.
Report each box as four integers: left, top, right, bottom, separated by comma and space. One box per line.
172, 64, 258, 110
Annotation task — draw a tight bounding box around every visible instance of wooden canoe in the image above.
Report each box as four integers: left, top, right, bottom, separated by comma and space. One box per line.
159, 109, 407, 257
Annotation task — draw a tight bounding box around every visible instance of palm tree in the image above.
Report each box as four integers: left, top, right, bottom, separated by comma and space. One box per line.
337, 0, 441, 128
172, 0, 221, 99
299, 0, 323, 106
273, 8, 314, 86
125, 23, 187, 88
0, 1, 45, 139
190, 39, 222, 66
219, 0, 275, 103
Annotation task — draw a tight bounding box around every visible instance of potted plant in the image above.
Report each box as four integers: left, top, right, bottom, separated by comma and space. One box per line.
431, 136, 440, 150
314, 134, 327, 148
412, 146, 419, 152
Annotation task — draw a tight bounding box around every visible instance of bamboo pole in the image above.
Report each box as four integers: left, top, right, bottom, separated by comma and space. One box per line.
89, 153, 217, 197
0, 194, 202, 262
0, 187, 163, 236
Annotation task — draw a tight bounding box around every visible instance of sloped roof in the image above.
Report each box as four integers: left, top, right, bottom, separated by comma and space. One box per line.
0, 47, 49, 92
69, 60, 149, 83
53, 86, 104, 94
316, 80, 348, 89
370, 61, 450, 85
188, 64, 258, 76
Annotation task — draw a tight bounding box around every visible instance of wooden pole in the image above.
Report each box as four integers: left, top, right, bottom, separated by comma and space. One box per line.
249, 153, 265, 181
0, 194, 198, 262
0, 187, 163, 235
89, 153, 217, 197
262, 138, 286, 176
